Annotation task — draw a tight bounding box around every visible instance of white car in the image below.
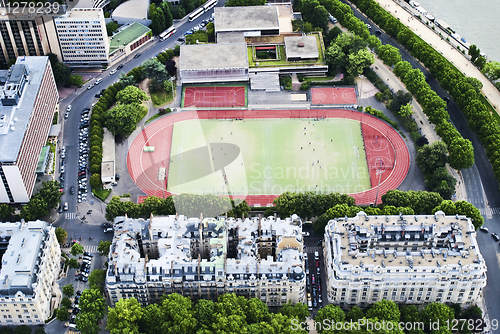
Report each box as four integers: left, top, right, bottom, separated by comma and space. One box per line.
366, 23, 371, 29
480, 226, 489, 232
87, 83, 94, 90
302, 231, 310, 237
65, 112, 69, 119
110, 69, 117, 75
67, 105, 72, 111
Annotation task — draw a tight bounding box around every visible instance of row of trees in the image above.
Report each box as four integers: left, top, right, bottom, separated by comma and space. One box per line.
295, 0, 330, 31
19, 181, 63, 221
149, 2, 173, 36
105, 194, 251, 221
106, 293, 308, 334
315, 299, 481, 334
0, 327, 46, 334
271, 190, 483, 232
340, 0, 500, 185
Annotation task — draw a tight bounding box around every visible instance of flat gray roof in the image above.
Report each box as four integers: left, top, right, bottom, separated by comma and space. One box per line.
101, 128, 115, 182
214, 6, 279, 33
180, 43, 249, 70
0, 57, 51, 163
284, 35, 319, 59
216, 32, 246, 44
0, 220, 47, 295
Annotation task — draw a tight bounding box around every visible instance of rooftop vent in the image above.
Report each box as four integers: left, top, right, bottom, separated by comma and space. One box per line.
298, 43, 304, 47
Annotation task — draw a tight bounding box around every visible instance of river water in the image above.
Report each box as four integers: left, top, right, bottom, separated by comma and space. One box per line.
411, 0, 500, 62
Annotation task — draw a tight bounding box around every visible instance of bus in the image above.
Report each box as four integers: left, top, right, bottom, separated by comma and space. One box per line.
203, 0, 217, 12
159, 26, 176, 41
188, 7, 204, 21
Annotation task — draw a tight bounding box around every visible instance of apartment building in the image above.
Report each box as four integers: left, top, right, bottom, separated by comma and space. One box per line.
53, 8, 109, 68
324, 211, 487, 309
106, 214, 306, 307
0, 220, 61, 325
0, 56, 58, 203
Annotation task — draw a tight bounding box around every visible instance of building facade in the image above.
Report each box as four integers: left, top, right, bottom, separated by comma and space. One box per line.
324, 211, 487, 309
0, 220, 61, 325
0, 56, 59, 203
106, 215, 306, 307
53, 8, 109, 68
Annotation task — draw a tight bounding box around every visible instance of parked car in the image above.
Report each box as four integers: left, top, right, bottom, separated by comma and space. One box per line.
104, 228, 113, 233
117, 64, 124, 70
63, 202, 68, 211
492, 232, 499, 241
87, 83, 94, 90
110, 69, 117, 75
95, 78, 102, 85
83, 252, 93, 257
133, 53, 141, 58
480, 226, 489, 232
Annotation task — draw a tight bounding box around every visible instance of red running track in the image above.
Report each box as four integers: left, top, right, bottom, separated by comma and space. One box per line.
127, 109, 410, 206
311, 87, 357, 105
183, 86, 246, 108
362, 122, 396, 188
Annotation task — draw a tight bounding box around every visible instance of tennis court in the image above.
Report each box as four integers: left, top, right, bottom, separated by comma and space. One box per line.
182, 85, 247, 108
311, 87, 358, 105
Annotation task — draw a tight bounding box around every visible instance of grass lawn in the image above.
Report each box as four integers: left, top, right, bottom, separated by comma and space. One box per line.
151, 89, 174, 107
92, 188, 112, 201
167, 119, 370, 195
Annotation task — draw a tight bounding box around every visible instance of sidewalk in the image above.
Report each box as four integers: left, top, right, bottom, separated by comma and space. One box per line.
368, 0, 500, 112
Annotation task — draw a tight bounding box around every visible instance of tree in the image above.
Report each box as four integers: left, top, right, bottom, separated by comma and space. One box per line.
79, 288, 107, 319
481, 61, 500, 80
119, 72, 137, 87
116, 86, 149, 104
185, 30, 209, 45
279, 301, 309, 321
226, 0, 265, 6
159, 2, 174, 29
76, 311, 100, 334
400, 305, 424, 334
150, 7, 166, 36
447, 137, 475, 170
61, 296, 72, 309
90, 173, 102, 189
34, 328, 46, 334
143, 58, 170, 84
311, 5, 329, 31
468, 44, 480, 63
454, 200, 484, 230
366, 299, 400, 322
56, 307, 70, 321
389, 90, 413, 112
465, 76, 483, 94
421, 303, 454, 334
325, 43, 345, 69
71, 243, 84, 256
55, 227, 68, 244
97, 240, 112, 256
416, 141, 448, 175
63, 284, 74, 297
206, 22, 215, 42
107, 298, 143, 334
106, 21, 119, 36
377, 44, 402, 67
38, 180, 63, 208
346, 48, 375, 76
20, 195, 49, 221
88, 269, 106, 291
398, 103, 413, 118
314, 304, 345, 329
346, 306, 364, 322
13, 326, 31, 334
69, 74, 83, 87
0, 203, 14, 221
105, 104, 148, 137
68, 258, 79, 269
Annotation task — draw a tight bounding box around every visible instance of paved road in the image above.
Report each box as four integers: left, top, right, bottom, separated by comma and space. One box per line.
341, 0, 500, 327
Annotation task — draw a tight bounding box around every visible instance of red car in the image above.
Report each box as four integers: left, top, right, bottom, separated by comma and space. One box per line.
311, 274, 315, 285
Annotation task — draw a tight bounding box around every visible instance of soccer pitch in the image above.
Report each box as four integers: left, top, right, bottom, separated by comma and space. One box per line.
167, 119, 371, 196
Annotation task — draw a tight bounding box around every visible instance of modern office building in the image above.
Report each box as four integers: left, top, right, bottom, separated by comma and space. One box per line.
53, 8, 109, 68
0, 56, 58, 203
0, 220, 61, 325
323, 211, 487, 309
106, 214, 306, 307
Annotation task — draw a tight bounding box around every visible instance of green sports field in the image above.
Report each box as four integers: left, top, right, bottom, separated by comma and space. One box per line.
167, 119, 370, 195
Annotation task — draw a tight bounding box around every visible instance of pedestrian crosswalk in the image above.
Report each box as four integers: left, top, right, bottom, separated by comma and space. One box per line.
479, 207, 500, 216
305, 246, 322, 253
65, 212, 76, 220
84, 245, 98, 253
